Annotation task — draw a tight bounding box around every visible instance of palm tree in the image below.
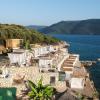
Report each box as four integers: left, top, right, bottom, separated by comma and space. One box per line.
28, 77, 54, 100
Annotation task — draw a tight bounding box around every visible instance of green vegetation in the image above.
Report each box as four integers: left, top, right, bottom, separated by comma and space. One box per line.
40, 19, 100, 35
24, 40, 31, 50
28, 77, 54, 100
0, 24, 60, 44
93, 91, 99, 99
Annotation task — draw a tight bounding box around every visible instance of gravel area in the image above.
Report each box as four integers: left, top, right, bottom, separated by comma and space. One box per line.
0, 66, 66, 95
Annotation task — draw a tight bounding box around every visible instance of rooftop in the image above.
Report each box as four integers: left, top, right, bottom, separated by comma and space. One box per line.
72, 67, 87, 78
39, 50, 63, 60
61, 54, 79, 71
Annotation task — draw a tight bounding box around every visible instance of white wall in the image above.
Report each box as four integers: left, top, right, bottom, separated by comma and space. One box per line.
39, 59, 52, 68
70, 78, 84, 89
32, 45, 55, 57
65, 72, 72, 80
57, 53, 69, 71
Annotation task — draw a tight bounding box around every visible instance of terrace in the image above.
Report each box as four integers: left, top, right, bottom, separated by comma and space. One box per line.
61, 54, 80, 72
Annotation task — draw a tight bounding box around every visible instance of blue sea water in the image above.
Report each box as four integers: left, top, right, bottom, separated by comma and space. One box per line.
50, 34, 100, 92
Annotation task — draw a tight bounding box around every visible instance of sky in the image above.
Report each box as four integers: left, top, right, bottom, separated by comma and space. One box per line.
0, 0, 100, 25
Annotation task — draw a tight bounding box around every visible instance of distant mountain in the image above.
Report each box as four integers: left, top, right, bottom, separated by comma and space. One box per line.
40, 19, 100, 35
26, 25, 47, 30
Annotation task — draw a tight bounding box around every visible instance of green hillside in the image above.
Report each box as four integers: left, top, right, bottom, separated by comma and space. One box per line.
40, 19, 100, 35
0, 24, 59, 44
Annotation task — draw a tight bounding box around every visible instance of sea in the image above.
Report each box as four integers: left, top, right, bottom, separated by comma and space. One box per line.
49, 34, 100, 92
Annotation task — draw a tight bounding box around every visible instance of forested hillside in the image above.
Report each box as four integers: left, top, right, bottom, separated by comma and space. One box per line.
0, 24, 59, 44
40, 19, 100, 35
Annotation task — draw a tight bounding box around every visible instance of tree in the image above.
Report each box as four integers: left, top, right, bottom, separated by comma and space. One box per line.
0, 24, 60, 44
28, 77, 54, 100
24, 40, 31, 50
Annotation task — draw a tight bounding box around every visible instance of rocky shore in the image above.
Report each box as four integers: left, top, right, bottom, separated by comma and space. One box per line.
81, 60, 96, 67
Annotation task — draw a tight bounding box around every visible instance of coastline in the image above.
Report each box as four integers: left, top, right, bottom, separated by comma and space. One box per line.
50, 34, 100, 92
0, 54, 98, 98
0, 39, 99, 99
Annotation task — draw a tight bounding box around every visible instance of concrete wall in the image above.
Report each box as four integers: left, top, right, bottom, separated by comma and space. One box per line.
6, 39, 23, 49
0, 45, 5, 51
70, 78, 85, 89
39, 59, 52, 68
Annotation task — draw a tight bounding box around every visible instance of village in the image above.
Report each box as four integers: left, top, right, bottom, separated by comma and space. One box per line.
0, 39, 98, 99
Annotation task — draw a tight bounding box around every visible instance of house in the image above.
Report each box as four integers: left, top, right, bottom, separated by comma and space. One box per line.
69, 65, 87, 90
70, 78, 85, 89
61, 54, 81, 80
38, 50, 68, 71
62, 66, 73, 81
8, 50, 33, 66
8, 52, 26, 66
6, 39, 23, 49
30, 42, 69, 58
38, 52, 56, 69
31, 45, 55, 58
52, 41, 69, 51
39, 57, 52, 68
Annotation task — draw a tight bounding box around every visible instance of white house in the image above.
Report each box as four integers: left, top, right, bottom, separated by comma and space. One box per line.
38, 49, 68, 69
39, 58, 52, 68
30, 42, 70, 58
70, 78, 85, 89
61, 54, 81, 81
32, 45, 55, 58
8, 50, 33, 66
